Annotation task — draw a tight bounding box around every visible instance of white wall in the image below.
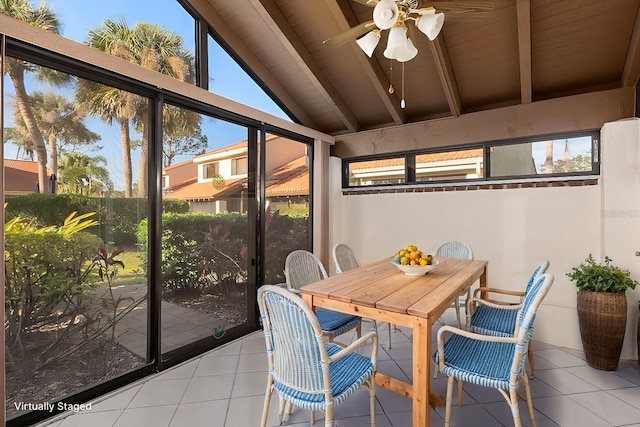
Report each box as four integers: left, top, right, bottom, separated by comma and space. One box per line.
601, 119, 640, 360
329, 118, 640, 360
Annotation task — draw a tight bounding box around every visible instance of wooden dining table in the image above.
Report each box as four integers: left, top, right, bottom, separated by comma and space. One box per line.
299, 256, 488, 427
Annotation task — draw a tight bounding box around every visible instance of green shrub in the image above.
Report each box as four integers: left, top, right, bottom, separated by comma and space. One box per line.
5, 194, 189, 246
4, 212, 102, 349
137, 212, 246, 294
137, 210, 309, 293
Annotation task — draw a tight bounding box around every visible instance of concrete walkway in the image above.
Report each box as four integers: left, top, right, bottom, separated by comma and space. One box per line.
93, 283, 226, 358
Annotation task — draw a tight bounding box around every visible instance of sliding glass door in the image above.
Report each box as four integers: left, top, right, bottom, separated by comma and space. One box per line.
159, 108, 257, 360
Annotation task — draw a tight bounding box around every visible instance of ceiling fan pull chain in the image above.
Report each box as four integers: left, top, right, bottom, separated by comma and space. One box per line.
401, 60, 406, 108
388, 59, 395, 94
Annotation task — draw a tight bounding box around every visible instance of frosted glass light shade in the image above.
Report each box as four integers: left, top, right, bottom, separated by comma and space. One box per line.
416, 13, 445, 40
383, 26, 406, 60
395, 36, 418, 62
356, 30, 381, 57
373, 0, 399, 30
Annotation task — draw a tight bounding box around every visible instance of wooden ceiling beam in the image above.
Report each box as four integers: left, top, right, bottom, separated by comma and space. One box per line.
254, 0, 361, 132
622, 4, 640, 87
428, 36, 462, 117
329, 0, 406, 125
516, 0, 532, 103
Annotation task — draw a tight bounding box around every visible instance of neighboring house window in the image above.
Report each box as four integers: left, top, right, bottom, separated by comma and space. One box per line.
204, 162, 220, 179
343, 131, 599, 188
347, 156, 405, 186
232, 157, 248, 175
162, 175, 169, 188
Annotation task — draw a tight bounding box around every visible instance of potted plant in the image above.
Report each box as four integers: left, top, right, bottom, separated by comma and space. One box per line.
567, 254, 639, 370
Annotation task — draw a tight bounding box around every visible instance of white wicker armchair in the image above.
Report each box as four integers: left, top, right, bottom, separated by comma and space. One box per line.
284, 250, 362, 341
465, 260, 550, 377
258, 285, 378, 427
436, 273, 554, 427
332, 243, 360, 274
435, 241, 474, 328
332, 243, 394, 348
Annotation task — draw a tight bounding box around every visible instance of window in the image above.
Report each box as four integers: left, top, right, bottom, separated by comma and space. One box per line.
489, 136, 595, 177
348, 156, 405, 186
232, 157, 248, 175
203, 162, 219, 179
415, 148, 484, 181
343, 131, 599, 188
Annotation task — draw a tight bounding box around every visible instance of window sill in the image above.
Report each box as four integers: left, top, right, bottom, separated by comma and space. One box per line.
341, 176, 599, 195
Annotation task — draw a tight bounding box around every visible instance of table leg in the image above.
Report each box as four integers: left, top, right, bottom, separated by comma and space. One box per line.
301, 293, 313, 310
412, 316, 429, 427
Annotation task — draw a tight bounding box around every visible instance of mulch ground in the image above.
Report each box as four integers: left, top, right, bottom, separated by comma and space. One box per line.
5, 288, 247, 420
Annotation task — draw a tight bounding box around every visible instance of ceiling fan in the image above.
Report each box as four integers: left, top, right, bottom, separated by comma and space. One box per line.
324, 0, 495, 63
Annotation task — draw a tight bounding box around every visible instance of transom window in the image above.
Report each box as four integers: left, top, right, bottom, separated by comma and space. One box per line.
343, 131, 599, 188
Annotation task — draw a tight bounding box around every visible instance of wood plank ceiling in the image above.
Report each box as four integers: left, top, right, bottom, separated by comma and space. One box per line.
191, 0, 640, 136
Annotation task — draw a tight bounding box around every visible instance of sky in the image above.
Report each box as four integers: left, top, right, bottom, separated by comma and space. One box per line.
3, 0, 290, 190
530, 136, 592, 172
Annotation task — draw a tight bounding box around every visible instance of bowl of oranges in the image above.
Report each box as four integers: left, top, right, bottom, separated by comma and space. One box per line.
391, 245, 438, 276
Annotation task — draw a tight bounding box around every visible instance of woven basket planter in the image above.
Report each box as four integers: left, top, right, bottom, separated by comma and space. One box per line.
577, 290, 627, 370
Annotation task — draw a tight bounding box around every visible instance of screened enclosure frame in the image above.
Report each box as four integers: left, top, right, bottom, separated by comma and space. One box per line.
1, 33, 314, 426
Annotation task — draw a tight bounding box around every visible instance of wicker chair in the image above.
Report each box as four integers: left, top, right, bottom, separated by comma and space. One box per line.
284, 250, 362, 341
466, 260, 550, 377
257, 285, 378, 427
332, 243, 394, 348
435, 273, 554, 427
435, 241, 474, 328
332, 243, 360, 274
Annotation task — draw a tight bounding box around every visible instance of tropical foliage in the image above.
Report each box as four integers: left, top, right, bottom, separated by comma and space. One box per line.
1, 0, 64, 192
58, 152, 113, 196
3, 1, 203, 197
9, 91, 100, 178
4, 210, 102, 348
82, 17, 197, 197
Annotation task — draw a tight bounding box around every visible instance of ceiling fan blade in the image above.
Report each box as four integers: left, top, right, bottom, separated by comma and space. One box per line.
423, 1, 495, 13
323, 20, 377, 47
352, 0, 379, 6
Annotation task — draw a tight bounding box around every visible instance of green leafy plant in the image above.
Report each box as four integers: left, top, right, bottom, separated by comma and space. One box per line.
3, 209, 102, 350
567, 254, 639, 293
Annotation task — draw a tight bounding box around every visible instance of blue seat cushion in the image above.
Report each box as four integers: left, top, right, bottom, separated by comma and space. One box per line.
436, 334, 516, 390
470, 305, 518, 336
316, 307, 359, 332
273, 342, 374, 411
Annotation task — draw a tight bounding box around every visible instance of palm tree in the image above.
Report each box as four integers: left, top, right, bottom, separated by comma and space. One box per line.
83, 17, 194, 197
11, 91, 100, 177
75, 78, 137, 197
58, 152, 112, 196
1, 0, 62, 192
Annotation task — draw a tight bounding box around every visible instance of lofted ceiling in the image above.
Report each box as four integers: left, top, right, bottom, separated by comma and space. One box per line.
190, 0, 640, 136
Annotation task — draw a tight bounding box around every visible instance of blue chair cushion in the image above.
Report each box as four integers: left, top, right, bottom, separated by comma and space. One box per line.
273, 342, 375, 411
470, 305, 518, 336
316, 308, 359, 332
435, 334, 515, 390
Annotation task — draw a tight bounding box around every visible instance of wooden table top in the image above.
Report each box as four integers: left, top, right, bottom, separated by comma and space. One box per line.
300, 256, 488, 321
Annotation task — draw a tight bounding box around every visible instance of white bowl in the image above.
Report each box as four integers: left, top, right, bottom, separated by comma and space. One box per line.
391, 260, 439, 276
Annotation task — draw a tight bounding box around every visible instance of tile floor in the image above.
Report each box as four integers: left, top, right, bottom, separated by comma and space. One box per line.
36, 318, 640, 427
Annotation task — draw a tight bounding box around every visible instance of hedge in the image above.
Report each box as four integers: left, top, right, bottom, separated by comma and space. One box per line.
4, 194, 189, 246
137, 210, 308, 293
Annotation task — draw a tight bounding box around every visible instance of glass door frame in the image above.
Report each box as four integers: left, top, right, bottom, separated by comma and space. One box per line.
2, 36, 315, 426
